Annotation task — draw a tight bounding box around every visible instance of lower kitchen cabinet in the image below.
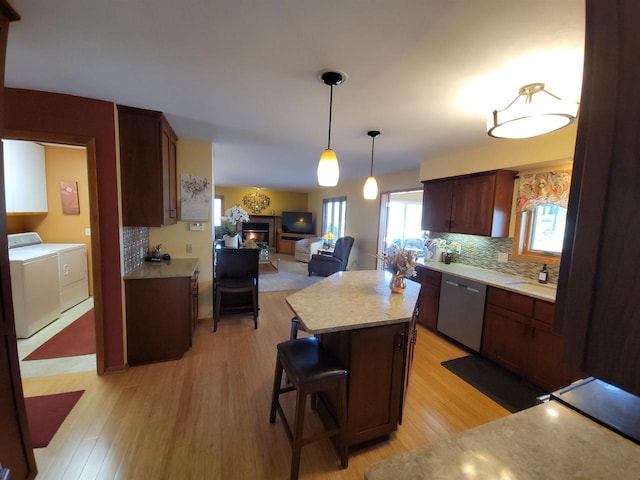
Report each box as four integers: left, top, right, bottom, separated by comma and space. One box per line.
482, 286, 580, 392
125, 260, 199, 366
415, 265, 441, 330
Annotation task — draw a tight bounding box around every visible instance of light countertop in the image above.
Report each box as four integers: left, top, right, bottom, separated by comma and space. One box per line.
286, 270, 420, 334
365, 400, 640, 479
124, 258, 199, 280
418, 261, 556, 302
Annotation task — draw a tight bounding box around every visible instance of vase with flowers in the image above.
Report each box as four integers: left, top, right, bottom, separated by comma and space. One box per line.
220, 205, 250, 247
379, 245, 417, 294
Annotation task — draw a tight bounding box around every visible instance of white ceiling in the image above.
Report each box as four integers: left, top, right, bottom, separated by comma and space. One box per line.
4, 0, 585, 191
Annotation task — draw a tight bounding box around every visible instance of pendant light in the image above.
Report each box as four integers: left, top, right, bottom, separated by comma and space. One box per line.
317, 71, 344, 187
487, 83, 579, 139
363, 130, 380, 200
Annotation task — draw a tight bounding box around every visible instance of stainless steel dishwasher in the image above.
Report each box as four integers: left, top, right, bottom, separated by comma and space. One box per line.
437, 273, 487, 352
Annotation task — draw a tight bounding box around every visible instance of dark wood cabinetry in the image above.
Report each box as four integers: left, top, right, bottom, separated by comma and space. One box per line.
319, 323, 407, 446
125, 263, 198, 365
421, 170, 515, 237
189, 270, 199, 346
414, 265, 441, 330
118, 105, 178, 227
482, 287, 579, 392
555, 0, 640, 396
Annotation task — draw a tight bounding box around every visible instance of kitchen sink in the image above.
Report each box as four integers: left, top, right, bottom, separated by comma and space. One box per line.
503, 281, 557, 296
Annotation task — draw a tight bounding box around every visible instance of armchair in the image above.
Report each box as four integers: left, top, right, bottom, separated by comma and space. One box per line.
308, 236, 354, 277
294, 237, 324, 263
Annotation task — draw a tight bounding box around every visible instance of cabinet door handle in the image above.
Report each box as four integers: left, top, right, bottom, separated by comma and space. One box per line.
395, 332, 405, 349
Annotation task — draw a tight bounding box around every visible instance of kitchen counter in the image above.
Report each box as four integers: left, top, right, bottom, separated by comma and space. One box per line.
418, 261, 556, 302
286, 270, 420, 334
124, 258, 199, 279
365, 400, 640, 479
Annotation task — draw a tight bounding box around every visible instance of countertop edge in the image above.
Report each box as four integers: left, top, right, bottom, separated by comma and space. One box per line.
417, 262, 556, 302
124, 258, 199, 279
365, 400, 640, 479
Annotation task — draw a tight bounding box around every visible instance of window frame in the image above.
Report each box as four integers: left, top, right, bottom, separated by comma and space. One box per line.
321, 196, 347, 238
512, 208, 562, 266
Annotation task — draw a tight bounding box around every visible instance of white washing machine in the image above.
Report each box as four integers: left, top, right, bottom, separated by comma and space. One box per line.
8, 247, 61, 338
9, 233, 89, 337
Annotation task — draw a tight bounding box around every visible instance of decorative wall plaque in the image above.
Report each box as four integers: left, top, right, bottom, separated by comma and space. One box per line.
242, 191, 271, 214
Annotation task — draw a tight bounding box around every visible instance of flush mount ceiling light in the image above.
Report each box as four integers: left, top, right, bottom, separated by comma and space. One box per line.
317, 70, 345, 187
363, 130, 380, 200
487, 83, 579, 139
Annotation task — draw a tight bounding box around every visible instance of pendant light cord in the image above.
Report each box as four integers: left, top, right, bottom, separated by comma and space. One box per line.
327, 84, 334, 149
370, 135, 375, 176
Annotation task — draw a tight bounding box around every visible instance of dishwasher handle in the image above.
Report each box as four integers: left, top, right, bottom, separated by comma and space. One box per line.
444, 279, 480, 294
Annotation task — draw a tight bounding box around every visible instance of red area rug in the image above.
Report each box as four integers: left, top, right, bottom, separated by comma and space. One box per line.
23, 309, 95, 361
25, 390, 84, 448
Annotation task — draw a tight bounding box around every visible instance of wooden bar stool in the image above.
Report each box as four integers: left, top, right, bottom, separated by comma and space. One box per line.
269, 337, 348, 480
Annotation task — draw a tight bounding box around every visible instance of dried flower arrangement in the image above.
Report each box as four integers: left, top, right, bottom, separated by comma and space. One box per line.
380, 245, 417, 278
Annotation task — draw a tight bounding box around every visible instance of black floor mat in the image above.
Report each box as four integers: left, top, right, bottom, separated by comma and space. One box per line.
441, 355, 547, 413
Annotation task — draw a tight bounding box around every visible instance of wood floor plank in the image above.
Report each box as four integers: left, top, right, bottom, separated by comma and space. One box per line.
22, 290, 510, 479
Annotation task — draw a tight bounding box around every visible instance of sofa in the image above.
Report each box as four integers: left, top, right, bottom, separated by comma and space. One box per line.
294, 237, 324, 263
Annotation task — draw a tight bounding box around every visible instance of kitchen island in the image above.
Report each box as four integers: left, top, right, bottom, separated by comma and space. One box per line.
365, 400, 640, 479
286, 270, 420, 446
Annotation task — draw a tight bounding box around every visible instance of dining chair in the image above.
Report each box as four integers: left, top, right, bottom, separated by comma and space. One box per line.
213, 247, 260, 332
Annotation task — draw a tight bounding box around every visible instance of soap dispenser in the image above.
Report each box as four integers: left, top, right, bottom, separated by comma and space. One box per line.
538, 263, 549, 284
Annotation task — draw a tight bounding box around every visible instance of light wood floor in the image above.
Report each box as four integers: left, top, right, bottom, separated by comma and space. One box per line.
22, 291, 509, 479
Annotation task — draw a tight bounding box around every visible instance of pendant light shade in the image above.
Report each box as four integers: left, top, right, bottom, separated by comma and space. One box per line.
318, 148, 339, 186
363, 130, 380, 200
317, 71, 344, 187
487, 83, 579, 139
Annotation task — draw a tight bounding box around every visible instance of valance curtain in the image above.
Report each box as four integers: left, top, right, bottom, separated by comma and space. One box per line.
516, 169, 572, 213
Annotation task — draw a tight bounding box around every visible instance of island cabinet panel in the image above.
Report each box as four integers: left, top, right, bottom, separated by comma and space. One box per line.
482, 287, 581, 392
125, 276, 191, 365
318, 322, 408, 446
415, 265, 441, 330
421, 170, 515, 237
118, 104, 178, 227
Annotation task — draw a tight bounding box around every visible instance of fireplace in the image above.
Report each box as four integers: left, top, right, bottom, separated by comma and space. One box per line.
242, 222, 269, 247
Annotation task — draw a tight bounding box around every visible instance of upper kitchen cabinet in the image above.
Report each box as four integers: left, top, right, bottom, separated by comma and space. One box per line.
118, 105, 178, 227
421, 170, 515, 237
3, 139, 48, 214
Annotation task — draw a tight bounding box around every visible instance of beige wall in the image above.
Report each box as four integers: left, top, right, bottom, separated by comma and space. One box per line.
8, 144, 94, 295
149, 138, 214, 318
420, 123, 577, 180
215, 186, 308, 217
308, 169, 424, 271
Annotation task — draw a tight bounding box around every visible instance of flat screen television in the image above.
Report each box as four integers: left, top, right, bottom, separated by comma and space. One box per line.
281, 211, 313, 234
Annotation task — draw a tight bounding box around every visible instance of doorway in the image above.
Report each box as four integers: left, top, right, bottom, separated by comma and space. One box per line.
376, 189, 424, 269
3, 131, 103, 376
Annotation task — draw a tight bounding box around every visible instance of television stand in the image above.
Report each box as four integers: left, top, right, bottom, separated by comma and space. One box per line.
277, 232, 316, 255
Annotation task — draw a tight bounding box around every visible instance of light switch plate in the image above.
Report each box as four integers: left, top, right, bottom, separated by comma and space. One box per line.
189, 223, 204, 231
498, 252, 509, 263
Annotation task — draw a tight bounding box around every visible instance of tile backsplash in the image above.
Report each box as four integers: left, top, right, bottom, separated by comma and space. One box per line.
429, 232, 560, 284
122, 226, 149, 275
